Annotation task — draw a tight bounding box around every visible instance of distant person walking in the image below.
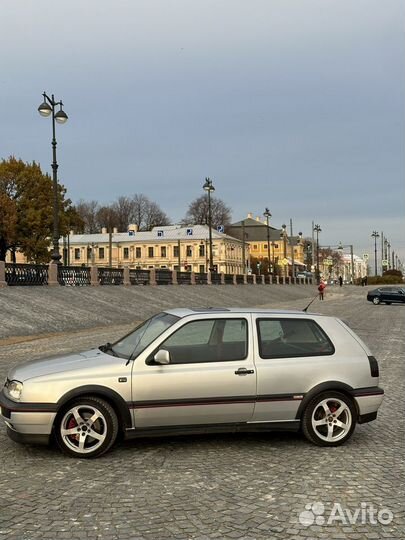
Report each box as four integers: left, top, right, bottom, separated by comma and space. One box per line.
339, 276, 343, 287
318, 280, 326, 300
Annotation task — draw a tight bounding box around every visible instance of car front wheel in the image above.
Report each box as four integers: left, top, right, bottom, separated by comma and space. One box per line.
302, 391, 356, 446
55, 396, 119, 458
372, 297, 380, 305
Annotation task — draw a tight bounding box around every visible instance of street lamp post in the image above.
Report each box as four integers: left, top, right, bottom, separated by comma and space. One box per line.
263, 208, 272, 274
371, 231, 379, 276
280, 224, 287, 277
314, 224, 322, 284
38, 92, 68, 263
203, 177, 215, 272
337, 242, 354, 284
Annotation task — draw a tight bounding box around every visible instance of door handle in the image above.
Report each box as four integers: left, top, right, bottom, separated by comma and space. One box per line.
234, 367, 254, 375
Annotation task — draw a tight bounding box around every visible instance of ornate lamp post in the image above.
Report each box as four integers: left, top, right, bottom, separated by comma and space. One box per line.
38, 92, 68, 263
280, 224, 287, 277
337, 242, 354, 284
313, 224, 322, 284
263, 207, 272, 274
203, 177, 215, 272
371, 231, 379, 276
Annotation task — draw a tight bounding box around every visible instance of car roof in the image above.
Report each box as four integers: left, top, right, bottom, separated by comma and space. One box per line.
164, 307, 324, 318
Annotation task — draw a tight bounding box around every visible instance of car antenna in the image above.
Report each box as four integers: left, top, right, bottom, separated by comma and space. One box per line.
302, 294, 319, 312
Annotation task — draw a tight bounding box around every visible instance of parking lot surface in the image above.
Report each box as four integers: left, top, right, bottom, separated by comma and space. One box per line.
0, 286, 404, 539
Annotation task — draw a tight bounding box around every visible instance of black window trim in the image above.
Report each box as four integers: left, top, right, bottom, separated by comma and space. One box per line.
146, 316, 250, 365
256, 317, 335, 360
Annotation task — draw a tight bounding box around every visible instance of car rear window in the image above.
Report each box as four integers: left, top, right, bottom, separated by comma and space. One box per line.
257, 318, 334, 359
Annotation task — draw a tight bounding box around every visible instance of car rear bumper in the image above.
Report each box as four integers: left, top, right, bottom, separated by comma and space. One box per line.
352, 387, 384, 420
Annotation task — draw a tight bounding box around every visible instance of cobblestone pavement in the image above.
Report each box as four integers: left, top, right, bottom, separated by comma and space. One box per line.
0, 287, 404, 539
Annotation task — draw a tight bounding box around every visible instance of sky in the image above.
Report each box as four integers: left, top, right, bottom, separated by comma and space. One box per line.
1, 0, 404, 265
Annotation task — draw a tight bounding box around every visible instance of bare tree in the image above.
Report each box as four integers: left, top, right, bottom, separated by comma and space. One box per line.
111, 196, 135, 232
75, 194, 170, 233
74, 200, 100, 233
183, 195, 232, 229
144, 201, 170, 230
131, 194, 170, 231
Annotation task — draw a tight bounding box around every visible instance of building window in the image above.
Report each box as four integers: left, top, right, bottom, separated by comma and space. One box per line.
74, 248, 81, 260
173, 245, 179, 257
148, 247, 154, 258
199, 264, 205, 273
264, 244, 268, 250
99, 247, 105, 259
199, 244, 205, 257
186, 245, 192, 257
136, 247, 141, 258
161, 246, 167, 258
253, 244, 258, 250
123, 247, 129, 259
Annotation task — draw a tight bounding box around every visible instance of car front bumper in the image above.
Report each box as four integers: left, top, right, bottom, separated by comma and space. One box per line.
0, 390, 56, 445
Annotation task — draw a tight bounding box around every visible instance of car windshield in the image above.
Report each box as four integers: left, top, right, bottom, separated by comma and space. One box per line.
107, 312, 180, 360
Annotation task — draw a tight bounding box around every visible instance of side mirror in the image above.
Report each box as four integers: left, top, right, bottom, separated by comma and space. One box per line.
154, 349, 171, 365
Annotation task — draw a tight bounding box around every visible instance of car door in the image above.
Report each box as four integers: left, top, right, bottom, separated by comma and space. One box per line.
251, 315, 335, 422
389, 288, 405, 303
131, 315, 256, 428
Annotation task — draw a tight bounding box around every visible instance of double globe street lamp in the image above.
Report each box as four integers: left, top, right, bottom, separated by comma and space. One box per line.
263, 207, 272, 274
313, 224, 322, 284
203, 177, 215, 273
38, 92, 68, 263
371, 231, 380, 276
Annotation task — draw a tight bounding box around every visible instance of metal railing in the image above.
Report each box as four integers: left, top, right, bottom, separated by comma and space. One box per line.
58, 266, 91, 286
98, 267, 124, 285
129, 269, 150, 285
224, 273, 234, 284
177, 271, 192, 285
247, 274, 255, 284
5, 263, 48, 286
155, 269, 173, 285
194, 272, 208, 284
236, 274, 244, 284
211, 273, 222, 285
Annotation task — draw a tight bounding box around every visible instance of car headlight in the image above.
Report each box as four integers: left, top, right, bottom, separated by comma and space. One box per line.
4, 379, 23, 401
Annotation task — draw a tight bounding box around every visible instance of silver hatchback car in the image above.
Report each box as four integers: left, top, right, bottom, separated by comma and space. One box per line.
0, 308, 383, 458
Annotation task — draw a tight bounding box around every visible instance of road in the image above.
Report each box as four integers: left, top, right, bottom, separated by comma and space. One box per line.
0, 286, 404, 540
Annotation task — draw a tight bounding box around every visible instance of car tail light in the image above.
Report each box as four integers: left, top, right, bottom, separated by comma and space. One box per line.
368, 356, 379, 377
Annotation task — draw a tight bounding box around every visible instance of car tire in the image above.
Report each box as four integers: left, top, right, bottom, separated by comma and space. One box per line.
372, 297, 380, 305
302, 391, 357, 447
55, 396, 119, 458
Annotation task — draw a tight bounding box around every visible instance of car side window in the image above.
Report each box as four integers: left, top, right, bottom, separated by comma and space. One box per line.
157, 318, 248, 364
257, 318, 334, 359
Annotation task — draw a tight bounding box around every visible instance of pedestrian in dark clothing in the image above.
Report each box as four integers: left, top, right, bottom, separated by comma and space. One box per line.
339, 276, 343, 287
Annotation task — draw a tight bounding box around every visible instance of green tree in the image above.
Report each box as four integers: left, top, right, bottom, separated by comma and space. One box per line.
0, 156, 82, 262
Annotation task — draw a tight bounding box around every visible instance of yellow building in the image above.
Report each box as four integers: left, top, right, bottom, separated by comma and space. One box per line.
60, 225, 247, 274
226, 215, 305, 274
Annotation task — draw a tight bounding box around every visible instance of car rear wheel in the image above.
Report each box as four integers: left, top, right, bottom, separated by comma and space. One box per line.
372, 297, 380, 305
302, 391, 356, 446
55, 396, 119, 458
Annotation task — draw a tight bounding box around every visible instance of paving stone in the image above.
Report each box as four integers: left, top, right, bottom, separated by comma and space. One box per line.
0, 286, 403, 539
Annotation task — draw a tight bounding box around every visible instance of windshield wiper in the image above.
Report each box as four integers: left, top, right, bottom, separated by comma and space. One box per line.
99, 342, 119, 357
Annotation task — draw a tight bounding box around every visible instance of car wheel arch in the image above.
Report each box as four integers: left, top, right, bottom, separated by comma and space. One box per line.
55, 385, 132, 430
295, 381, 358, 421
